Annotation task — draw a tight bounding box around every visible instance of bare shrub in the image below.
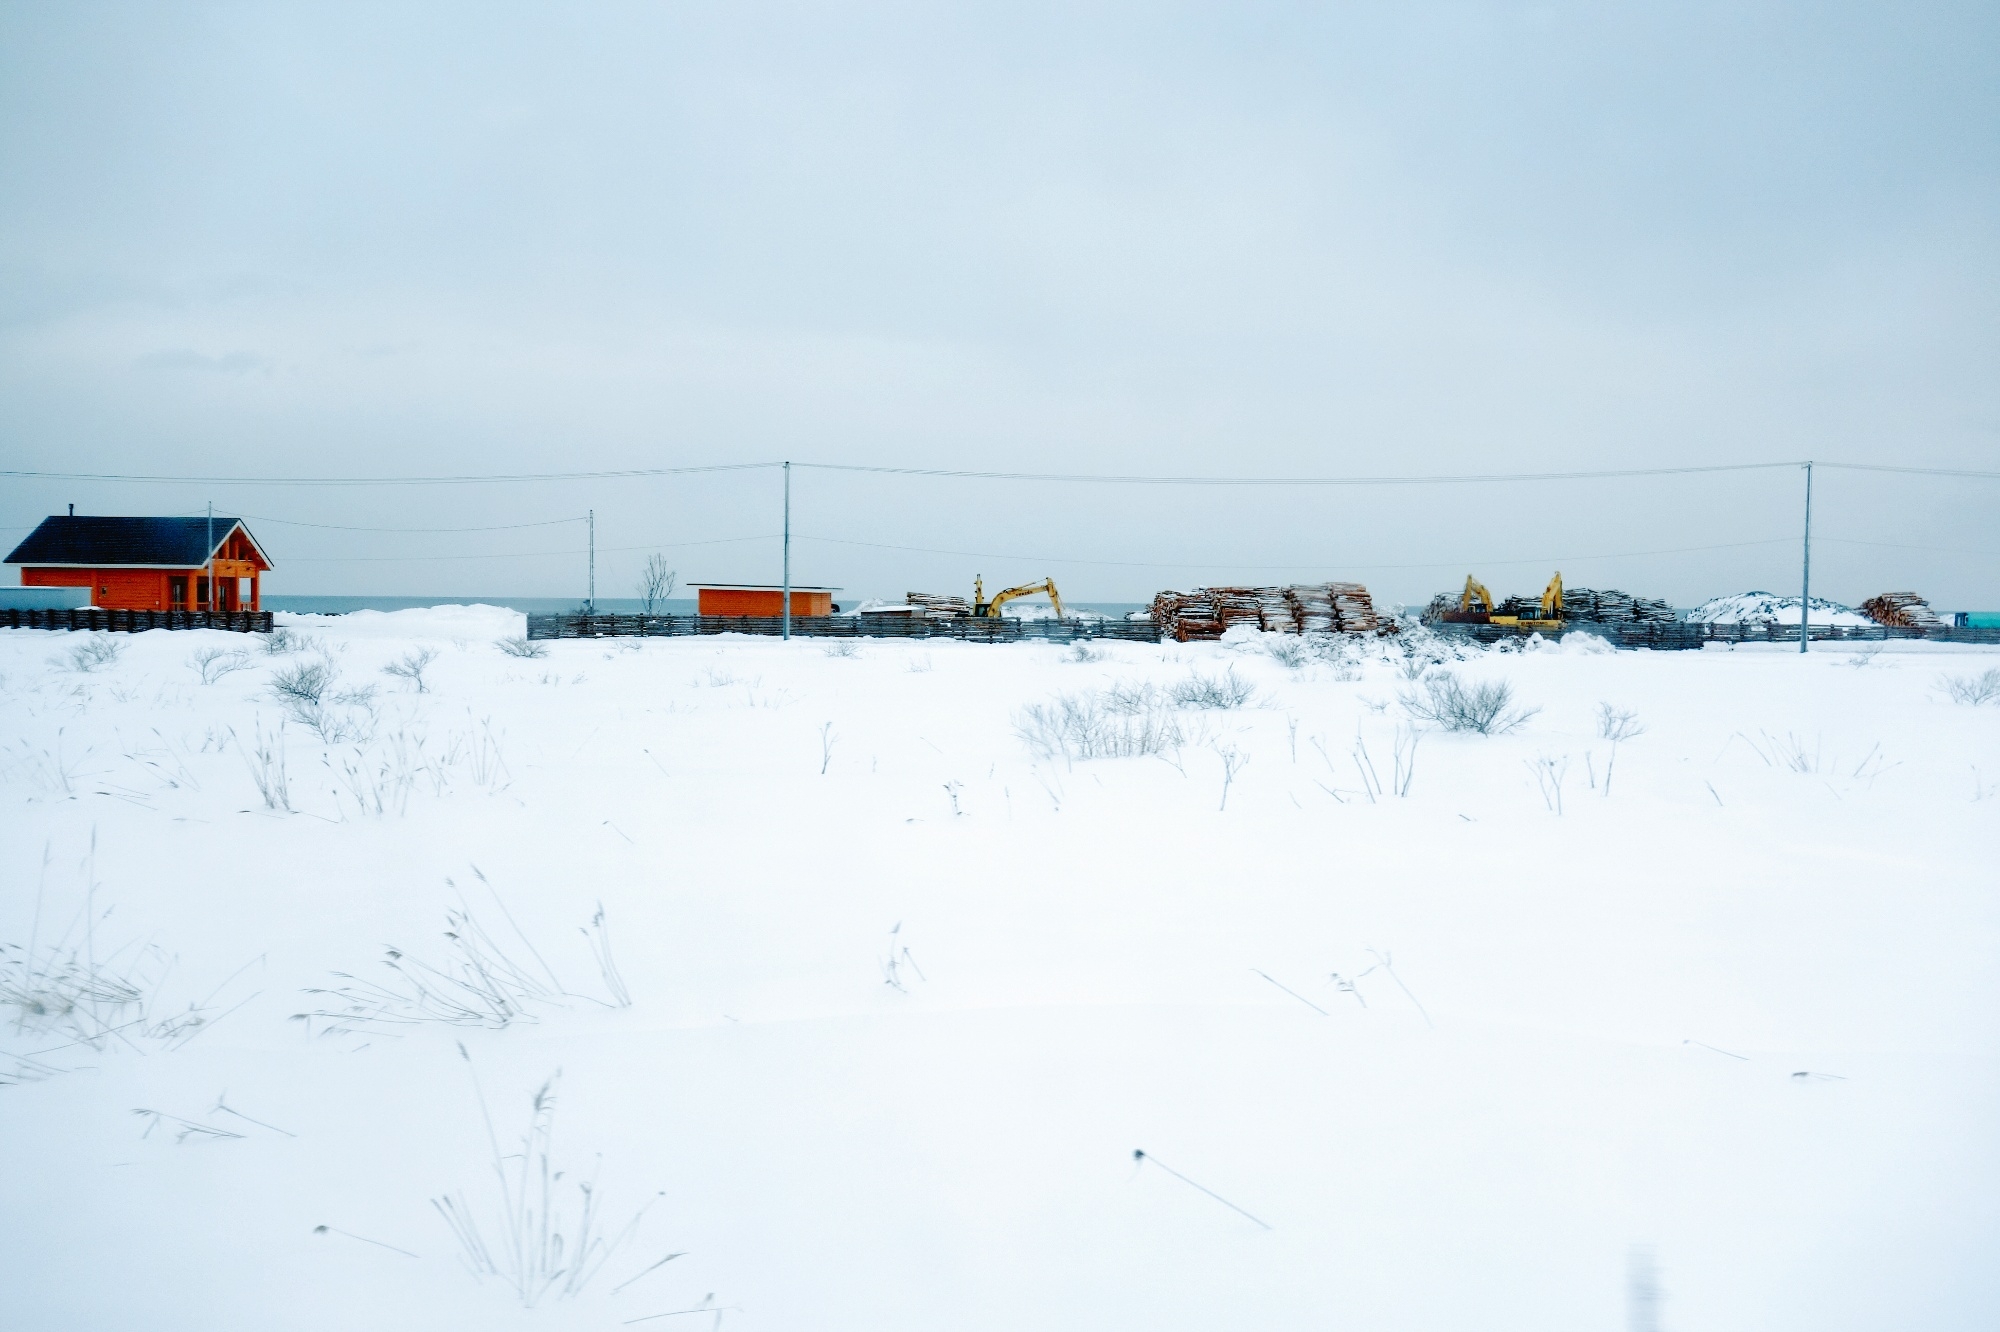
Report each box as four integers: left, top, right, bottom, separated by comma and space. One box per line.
1264, 636, 1311, 669
1596, 704, 1643, 795
300, 698, 376, 745
1314, 636, 1364, 681
636, 554, 678, 616
271, 658, 336, 707
1215, 744, 1249, 810
1168, 667, 1256, 709
261, 627, 302, 655
1065, 641, 1106, 663
1940, 668, 2000, 706
1015, 693, 1184, 762
1102, 680, 1163, 714
581, 903, 630, 1008
1527, 753, 1570, 813
881, 921, 926, 993
822, 639, 860, 658
269, 657, 378, 740
54, 636, 124, 673
239, 719, 291, 811
1399, 672, 1537, 735
432, 1055, 670, 1307
1596, 703, 1645, 742
1393, 651, 1434, 682
3, 886, 258, 1084
1737, 730, 1821, 774
295, 875, 619, 1032
382, 647, 440, 693
191, 646, 253, 684
497, 636, 548, 659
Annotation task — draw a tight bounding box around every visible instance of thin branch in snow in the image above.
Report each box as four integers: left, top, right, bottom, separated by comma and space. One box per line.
1132, 1149, 1272, 1230
1357, 949, 1432, 1028
314, 1224, 421, 1259
1252, 969, 1328, 1015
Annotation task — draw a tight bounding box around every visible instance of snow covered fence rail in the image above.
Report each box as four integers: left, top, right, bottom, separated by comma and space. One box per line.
526, 612, 1164, 643
0, 607, 273, 634
1432, 620, 2000, 649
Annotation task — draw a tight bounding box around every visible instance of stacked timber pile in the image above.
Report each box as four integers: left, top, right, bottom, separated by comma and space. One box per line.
1859, 592, 1942, 628
1562, 587, 1676, 624
1292, 585, 1336, 632
1331, 583, 1381, 633
903, 592, 973, 621
1151, 583, 1383, 642
1421, 585, 1673, 624
1150, 588, 1223, 640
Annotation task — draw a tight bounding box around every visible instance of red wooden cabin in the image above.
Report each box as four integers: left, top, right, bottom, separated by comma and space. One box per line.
5, 514, 273, 612
691, 583, 839, 617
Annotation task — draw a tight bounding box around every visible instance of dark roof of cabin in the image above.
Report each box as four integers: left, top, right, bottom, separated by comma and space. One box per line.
4, 516, 270, 568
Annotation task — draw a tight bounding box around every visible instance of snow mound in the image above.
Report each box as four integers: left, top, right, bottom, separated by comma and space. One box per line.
1525, 630, 1614, 655
273, 603, 526, 639
1687, 592, 1872, 627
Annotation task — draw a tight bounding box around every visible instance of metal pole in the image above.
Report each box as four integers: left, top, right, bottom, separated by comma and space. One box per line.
782, 461, 792, 641
587, 509, 595, 612
1799, 461, 1813, 654
205, 500, 214, 612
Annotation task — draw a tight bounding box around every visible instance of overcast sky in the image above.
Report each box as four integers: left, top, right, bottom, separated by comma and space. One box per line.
2, 2, 1995, 606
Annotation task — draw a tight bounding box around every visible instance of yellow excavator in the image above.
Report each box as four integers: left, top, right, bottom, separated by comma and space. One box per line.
1442, 572, 1563, 630
973, 576, 1066, 619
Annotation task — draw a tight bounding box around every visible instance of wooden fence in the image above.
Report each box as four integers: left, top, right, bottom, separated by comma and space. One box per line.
524, 610, 2000, 650
527, 613, 1164, 643
0, 607, 274, 634
1431, 620, 2000, 649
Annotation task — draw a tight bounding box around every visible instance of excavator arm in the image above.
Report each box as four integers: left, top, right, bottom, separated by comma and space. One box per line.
1540, 572, 1563, 620
1460, 575, 1495, 614
980, 577, 1065, 619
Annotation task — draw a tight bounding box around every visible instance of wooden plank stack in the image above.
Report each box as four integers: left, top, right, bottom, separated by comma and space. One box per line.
1859, 592, 1942, 628
1151, 582, 1383, 641
903, 592, 974, 621
1562, 587, 1676, 624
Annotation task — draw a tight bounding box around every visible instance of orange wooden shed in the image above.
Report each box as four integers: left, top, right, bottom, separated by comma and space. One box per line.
6, 514, 272, 612
691, 584, 839, 617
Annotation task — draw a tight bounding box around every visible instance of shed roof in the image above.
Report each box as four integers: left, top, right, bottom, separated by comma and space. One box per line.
4, 516, 271, 569
689, 583, 841, 591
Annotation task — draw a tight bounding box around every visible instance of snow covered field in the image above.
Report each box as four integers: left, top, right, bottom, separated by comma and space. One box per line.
3, 610, 1997, 1331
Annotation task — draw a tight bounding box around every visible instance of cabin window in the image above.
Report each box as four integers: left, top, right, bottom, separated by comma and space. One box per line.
170, 577, 188, 607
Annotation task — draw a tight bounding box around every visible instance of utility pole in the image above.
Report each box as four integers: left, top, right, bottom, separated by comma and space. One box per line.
782, 461, 792, 641
1799, 461, 1813, 654
205, 500, 214, 613
587, 509, 596, 613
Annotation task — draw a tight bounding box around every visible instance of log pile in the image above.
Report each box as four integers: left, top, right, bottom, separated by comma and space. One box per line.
1151, 583, 1384, 642
903, 592, 973, 621
1859, 592, 1942, 628
1562, 587, 1677, 624
1422, 585, 1675, 624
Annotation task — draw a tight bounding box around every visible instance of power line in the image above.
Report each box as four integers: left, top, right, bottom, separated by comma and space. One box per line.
795, 532, 1801, 571
1818, 536, 2000, 557
278, 534, 775, 563
0, 462, 776, 486
1817, 463, 2000, 479
224, 512, 588, 533
6, 458, 1998, 487
794, 461, 1814, 485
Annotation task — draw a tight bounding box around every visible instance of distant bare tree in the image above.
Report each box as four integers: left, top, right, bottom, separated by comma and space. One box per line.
637, 554, 677, 615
